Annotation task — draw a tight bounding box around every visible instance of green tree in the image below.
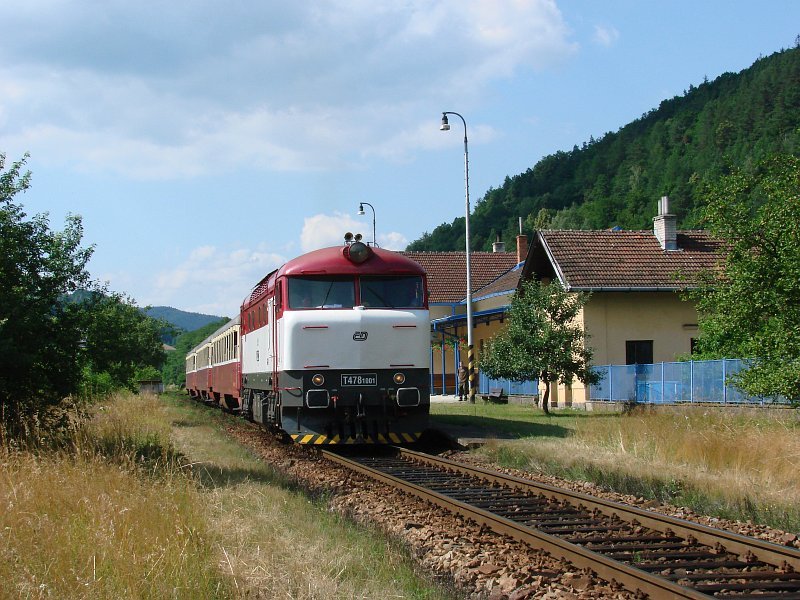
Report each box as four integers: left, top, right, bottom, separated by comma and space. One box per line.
479, 280, 599, 414
691, 154, 800, 401
80, 293, 168, 391
1, 153, 94, 436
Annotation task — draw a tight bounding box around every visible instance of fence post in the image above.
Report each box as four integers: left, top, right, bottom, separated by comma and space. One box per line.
608, 365, 613, 401
661, 362, 665, 404
690, 360, 694, 403
441, 334, 447, 394
722, 358, 727, 404
430, 344, 434, 392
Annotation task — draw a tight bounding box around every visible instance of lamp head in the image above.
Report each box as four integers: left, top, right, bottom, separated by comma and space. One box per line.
439, 113, 450, 131
357, 202, 365, 215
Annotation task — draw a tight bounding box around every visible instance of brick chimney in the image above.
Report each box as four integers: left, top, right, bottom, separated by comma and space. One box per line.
516, 234, 528, 264
653, 196, 677, 250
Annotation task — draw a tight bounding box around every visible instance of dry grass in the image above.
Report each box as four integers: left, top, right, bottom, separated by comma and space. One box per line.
458, 404, 800, 530
1, 393, 448, 599
573, 407, 800, 501
0, 394, 228, 599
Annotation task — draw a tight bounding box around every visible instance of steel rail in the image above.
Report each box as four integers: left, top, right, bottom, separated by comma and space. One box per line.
322, 449, 710, 599
397, 447, 800, 573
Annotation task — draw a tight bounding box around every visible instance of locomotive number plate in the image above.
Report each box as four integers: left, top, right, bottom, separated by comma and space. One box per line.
341, 373, 378, 386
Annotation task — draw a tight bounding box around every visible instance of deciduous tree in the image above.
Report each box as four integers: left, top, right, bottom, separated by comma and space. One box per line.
1, 153, 93, 436
80, 293, 167, 391
479, 280, 598, 414
692, 154, 800, 402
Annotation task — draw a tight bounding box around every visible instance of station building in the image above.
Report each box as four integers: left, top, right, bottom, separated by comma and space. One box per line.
402, 236, 527, 394
406, 197, 726, 406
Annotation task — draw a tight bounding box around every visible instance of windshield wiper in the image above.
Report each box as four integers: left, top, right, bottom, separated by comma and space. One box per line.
320, 281, 334, 307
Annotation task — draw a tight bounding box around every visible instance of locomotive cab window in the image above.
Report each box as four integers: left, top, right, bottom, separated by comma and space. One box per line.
359, 276, 425, 308
288, 276, 355, 309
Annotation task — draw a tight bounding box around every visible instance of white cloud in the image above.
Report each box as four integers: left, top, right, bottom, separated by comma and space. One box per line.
378, 231, 409, 250
150, 244, 286, 316
114, 216, 409, 314
0, 1, 577, 179
592, 24, 620, 47
301, 212, 409, 252
301, 213, 363, 252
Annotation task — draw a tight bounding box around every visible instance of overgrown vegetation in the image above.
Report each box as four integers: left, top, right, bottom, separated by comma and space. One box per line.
432, 402, 800, 532
690, 154, 800, 401
1, 392, 453, 599
409, 45, 800, 252
1, 153, 168, 439
0, 394, 230, 598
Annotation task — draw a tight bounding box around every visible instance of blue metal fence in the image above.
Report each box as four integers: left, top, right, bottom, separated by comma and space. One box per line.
478, 372, 539, 396
589, 359, 786, 405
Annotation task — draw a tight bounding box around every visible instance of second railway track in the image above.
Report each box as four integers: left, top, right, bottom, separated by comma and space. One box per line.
323, 447, 800, 599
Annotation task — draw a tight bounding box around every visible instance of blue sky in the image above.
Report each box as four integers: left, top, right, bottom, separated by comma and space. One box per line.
2, 1, 797, 317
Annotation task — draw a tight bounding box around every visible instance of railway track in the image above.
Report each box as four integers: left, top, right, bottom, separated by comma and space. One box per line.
322, 447, 800, 599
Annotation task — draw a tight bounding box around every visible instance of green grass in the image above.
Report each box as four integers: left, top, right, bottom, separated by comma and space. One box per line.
430, 400, 592, 438
432, 401, 800, 533
162, 393, 456, 599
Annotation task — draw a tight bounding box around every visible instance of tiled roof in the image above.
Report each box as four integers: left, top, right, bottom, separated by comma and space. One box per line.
473, 264, 523, 300
401, 252, 518, 303
529, 230, 724, 290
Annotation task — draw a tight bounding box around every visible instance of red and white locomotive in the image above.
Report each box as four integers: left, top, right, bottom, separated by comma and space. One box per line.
186, 234, 430, 444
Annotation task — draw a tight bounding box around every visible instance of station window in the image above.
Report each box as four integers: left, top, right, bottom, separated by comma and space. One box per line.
625, 340, 653, 365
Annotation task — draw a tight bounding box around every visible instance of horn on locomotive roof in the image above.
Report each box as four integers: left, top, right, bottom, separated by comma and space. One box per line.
344, 232, 354, 243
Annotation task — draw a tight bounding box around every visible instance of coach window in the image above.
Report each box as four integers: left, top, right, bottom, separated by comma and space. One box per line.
359, 276, 425, 308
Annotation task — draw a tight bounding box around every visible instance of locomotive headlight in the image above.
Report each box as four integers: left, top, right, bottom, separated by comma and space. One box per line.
393, 372, 406, 385
344, 241, 372, 264
312, 373, 325, 387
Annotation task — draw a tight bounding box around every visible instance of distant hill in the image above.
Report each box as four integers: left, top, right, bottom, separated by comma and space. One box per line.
408, 44, 800, 252
145, 306, 227, 333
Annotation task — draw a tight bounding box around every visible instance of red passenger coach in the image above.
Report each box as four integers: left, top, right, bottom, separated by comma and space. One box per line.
186, 234, 431, 444
185, 316, 241, 410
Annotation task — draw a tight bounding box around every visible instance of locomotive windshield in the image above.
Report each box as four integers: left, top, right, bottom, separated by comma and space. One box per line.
287, 275, 425, 309
288, 276, 355, 309
360, 276, 425, 308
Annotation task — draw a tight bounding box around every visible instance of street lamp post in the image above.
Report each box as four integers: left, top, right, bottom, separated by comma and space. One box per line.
357, 202, 377, 247
440, 111, 476, 403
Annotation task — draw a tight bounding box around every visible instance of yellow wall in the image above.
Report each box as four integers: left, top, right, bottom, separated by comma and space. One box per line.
553, 291, 698, 405
583, 292, 698, 365
428, 293, 513, 392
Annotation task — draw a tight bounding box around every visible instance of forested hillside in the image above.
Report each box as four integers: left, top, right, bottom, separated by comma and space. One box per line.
145, 306, 225, 333
408, 45, 800, 252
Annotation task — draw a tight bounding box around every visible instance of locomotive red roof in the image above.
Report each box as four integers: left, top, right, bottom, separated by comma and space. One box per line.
279, 245, 426, 277
243, 245, 426, 308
